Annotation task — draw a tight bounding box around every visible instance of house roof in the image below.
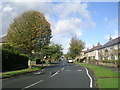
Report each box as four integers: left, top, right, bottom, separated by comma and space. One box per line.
94, 44, 102, 50
101, 37, 120, 49
84, 42, 102, 53
85, 37, 120, 53
0, 36, 7, 43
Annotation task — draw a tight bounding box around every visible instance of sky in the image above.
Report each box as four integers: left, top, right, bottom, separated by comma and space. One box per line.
0, 0, 119, 54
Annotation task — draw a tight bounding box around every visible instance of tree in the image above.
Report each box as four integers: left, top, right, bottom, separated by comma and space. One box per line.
42, 43, 63, 62
67, 36, 85, 59
7, 10, 52, 68
64, 53, 71, 59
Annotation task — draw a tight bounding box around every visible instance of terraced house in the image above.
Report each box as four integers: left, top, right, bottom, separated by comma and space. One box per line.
85, 42, 102, 60
80, 36, 120, 61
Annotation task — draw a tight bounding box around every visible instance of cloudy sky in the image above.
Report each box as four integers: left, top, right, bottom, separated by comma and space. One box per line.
0, 0, 119, 54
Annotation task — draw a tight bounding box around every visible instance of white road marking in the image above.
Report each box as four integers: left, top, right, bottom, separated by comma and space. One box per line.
84, 67, 93, 88
65, 70, 71, 71
61, 67, 64, 71
50, 71, 59, 77
75, 65, 79, 66
21, 80, 43, 90
34, 72, 41, 75
50, 71, 52, 74
42, 69, 44, 71
77, 70, 82, 71
63, 63, 65, 65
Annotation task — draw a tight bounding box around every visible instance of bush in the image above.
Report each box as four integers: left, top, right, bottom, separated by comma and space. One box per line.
2, 43, 19, 54
80, 59, 84, 62
2, 48, 28, 72
35, 58, 46, 64
116, 60, 120, 68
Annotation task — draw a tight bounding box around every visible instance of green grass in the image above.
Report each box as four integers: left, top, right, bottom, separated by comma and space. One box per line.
1, 66, 43, 78
74, 62, 119, 88
97, 78, 118, 88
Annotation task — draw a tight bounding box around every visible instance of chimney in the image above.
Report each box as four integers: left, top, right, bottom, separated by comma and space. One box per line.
97, 42, 101, 46
109, 36, 112, 41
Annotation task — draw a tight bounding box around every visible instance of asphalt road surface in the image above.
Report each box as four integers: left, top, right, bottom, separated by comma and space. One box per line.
2, 60, 96, 89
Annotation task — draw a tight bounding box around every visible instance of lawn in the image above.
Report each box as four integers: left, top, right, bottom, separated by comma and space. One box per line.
97, 78, 118, 88
75, 62, 119, 89
1, 66, 43, 78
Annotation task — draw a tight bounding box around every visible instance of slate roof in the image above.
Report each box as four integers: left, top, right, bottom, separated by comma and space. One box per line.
85, 37, 120, 53
101, 37, 120, 49
84, 43, 102, 53
94, 44, 103, 50
0, 36, 7, 43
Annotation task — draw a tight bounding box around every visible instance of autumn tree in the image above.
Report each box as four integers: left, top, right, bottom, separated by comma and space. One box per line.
7, 10, 52, 68
67, 36, 85, 59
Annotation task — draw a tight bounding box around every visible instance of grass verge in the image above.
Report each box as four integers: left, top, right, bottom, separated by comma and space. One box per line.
1, 66, 43, 78
74, 62, 119, 89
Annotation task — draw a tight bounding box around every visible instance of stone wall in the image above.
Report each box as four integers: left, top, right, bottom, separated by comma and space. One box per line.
85, 60, 118, 68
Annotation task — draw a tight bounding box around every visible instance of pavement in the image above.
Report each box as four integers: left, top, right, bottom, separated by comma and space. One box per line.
2, 60, 97, 89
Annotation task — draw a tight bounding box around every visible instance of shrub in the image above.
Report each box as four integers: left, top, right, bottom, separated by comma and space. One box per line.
34, 58, 46, 64
116, 60, 120, 68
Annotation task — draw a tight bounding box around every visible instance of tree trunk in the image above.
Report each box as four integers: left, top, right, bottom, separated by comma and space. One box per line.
28, 60, 32, 69
41, 59, 43, 67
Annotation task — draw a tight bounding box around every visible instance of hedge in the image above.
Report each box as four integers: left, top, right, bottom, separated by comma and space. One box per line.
102, 60, 117, 63
2, 49, 28, 72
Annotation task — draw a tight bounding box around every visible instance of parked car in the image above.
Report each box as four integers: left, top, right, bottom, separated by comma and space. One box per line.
67, 59, 73, 63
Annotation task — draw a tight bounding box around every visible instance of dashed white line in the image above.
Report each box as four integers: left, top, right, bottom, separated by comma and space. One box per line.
50, 71, 59, 77
61, 67, 64, 71
75, 65, 79, 66
65, 70, 71, 71
21, 80, 43, 90
42, 69, 44, 71
84, 67, 93, 88
34, 72, 41, 75
77, 70, 82, 71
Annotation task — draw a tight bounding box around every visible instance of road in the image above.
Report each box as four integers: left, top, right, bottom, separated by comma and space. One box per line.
2, 60, 96, 89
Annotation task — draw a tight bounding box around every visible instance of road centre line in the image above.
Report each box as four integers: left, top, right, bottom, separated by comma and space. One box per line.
50, 71, 59, 77
65, 70, 71, 71
42, 69, 44, 71
61, 67, 64, 71
34, 72, 41, 75
84, 67, 93, 88
77, 70, 82, 71
21, 80, 43, 90
75, 65, 79, 66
